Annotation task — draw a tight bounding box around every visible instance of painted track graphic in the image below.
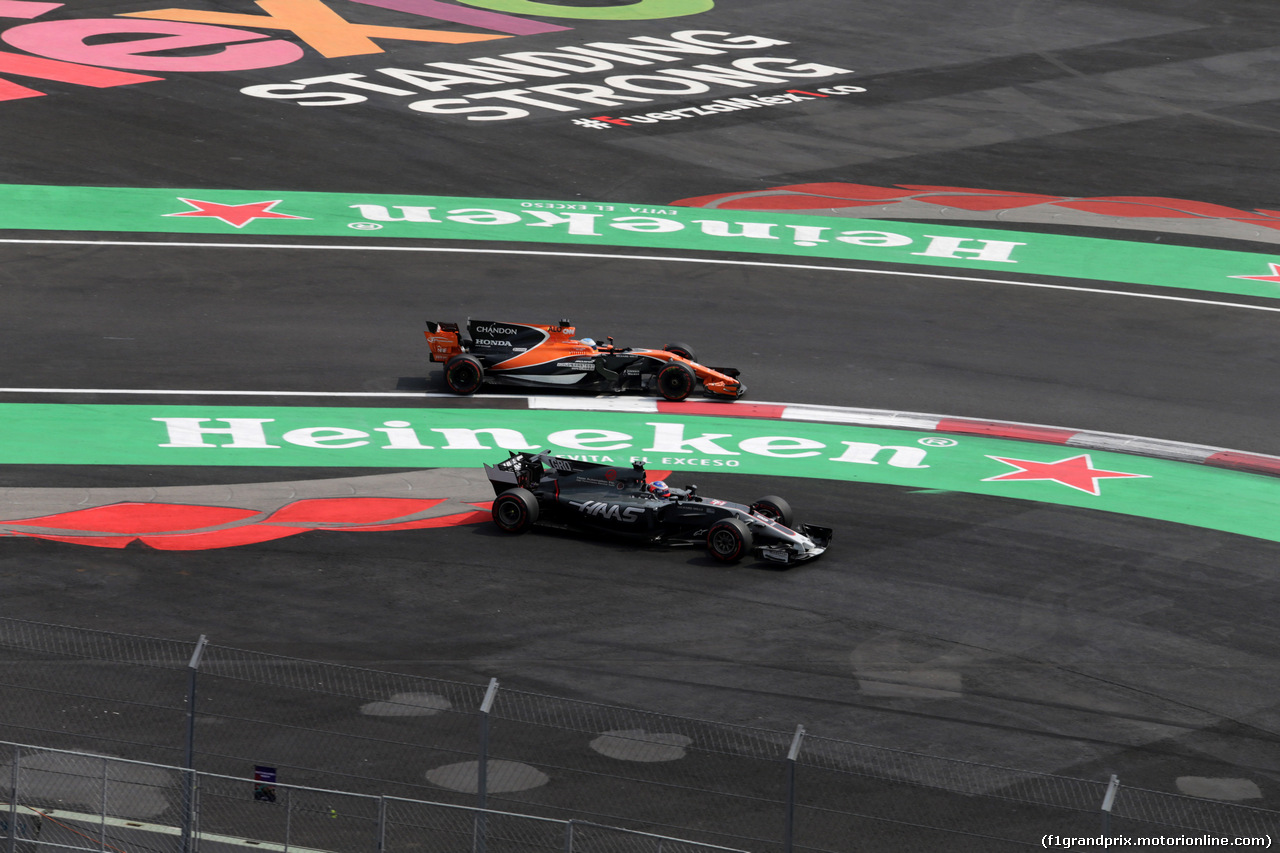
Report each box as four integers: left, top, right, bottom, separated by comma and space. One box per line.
672, 182, 1280, 246
2, 0, 1280, 843
2, 395, 1277, 543
0, 468, 494, 549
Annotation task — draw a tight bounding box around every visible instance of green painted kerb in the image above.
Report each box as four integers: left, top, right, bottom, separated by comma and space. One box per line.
1, 403, 1276, 543
2, 184, 1280, 300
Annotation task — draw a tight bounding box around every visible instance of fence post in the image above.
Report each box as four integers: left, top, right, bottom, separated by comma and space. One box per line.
476, 678, 499, 853
564, 819, 575, 853
377, 795, 387, 853
7, 746, 19, 853
182, 635, 209, 853
1101, 774, 1120, 835
100, 757, 108, 852
783, 724, 806, 853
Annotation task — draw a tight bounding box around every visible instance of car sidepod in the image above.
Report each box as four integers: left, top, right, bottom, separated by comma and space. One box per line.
563, 494, 657, 535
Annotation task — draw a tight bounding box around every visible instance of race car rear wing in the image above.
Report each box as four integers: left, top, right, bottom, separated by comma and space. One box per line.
424, 321, 465, 363
484, 451, 649, 495
484, 451, 549, 494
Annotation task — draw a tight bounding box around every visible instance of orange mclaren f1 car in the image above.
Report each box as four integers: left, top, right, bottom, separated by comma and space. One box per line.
425, 319, 745, 400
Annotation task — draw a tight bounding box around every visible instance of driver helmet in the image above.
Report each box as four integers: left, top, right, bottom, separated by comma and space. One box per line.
580, 337, 596, 348
648, 480, 671, 498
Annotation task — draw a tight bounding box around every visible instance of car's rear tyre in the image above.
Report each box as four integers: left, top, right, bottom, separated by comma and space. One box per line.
664, 342, 697, 363
750, 495, 794, 528
657, 361, 696, 401
492, 488, 539, 534
706, 517, 753, 563
444, 354, 484, 395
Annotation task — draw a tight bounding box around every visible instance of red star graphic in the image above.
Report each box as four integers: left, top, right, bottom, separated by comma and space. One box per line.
1229, 262, 1280, 283
165, 198, 310, 229
982, 454, 1150, 496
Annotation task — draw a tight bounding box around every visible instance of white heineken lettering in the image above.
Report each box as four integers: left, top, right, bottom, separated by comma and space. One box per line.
830, 442, 929, 468
692, 220, 776, 239
348, 205, 440, 221
609, 216, 684, 233
645, 422, 739, 455
523, 210, 604, 235
738, 436, 823, 458
445, 208, 523, 225
785, 225, 829, 246
337, 204, 1030, 269
149, 418, 934, 474
912, 235, 1024, 263
835, 230, 913, 247
282, 427, 370, 448
430, 427, 538, 450
375, 421, 434, 449
154, 417, 279, 448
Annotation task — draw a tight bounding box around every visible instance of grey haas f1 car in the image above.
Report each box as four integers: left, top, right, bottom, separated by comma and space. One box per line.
484, 452, 831, 566
425, 318, 745, 400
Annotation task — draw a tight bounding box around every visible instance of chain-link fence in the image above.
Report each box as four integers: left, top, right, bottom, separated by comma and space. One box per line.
0, 618, 1276, 852
0, 742, 746, 853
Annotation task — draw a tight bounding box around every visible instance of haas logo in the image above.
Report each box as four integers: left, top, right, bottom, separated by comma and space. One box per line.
571, 500, 645, 523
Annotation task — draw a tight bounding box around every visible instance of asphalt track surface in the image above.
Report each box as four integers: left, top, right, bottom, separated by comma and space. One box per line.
1, 0, 1280, 834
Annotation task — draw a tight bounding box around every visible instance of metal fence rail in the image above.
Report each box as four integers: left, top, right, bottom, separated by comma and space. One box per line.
1, 617, 1277, 852
0, 743, 747, 853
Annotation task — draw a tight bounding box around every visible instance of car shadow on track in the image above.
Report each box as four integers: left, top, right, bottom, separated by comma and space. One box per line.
464, 517, 797, 571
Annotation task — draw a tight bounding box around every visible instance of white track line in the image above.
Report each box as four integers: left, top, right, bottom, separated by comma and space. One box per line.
2, 238, 1278, 313
0, 387, 446, 397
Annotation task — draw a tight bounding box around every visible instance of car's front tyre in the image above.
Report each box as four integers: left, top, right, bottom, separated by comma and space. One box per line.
664, 342, 697, 363
706, 517, 753, 563
657, 361, 696, 401
750, 495, 794, 528
492, 488, 539, 534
